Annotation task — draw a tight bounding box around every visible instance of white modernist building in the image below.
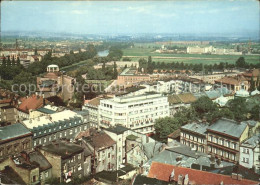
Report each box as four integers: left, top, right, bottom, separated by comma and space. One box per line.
99, 93, 169, 134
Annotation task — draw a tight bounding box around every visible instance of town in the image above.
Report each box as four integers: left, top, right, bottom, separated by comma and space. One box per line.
0, 1, 260, 185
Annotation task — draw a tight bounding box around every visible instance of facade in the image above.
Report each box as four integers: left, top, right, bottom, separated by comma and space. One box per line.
39, 141, 85, 183
191, 72, 239, 84
0, 155, 40, 185
0, 105, 17, 124
180, 122, 209, 153
239, 133, 260, 174
99, 93, 169, 134
22, 110, 89, 147
0, 123, 32, 160
206, 118, 249, 163
76, 129, 117, 174
104, 125, 129, 169
83, 97, 102, 128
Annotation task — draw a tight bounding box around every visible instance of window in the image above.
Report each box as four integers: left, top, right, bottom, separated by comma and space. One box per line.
78, 154, 81, 160
108, 153, 110, 158
43, 138, 47, 143
70, 130, 73, 135
45, 171, 48, 178
34, 141, 36, 146
59, 133, 62, 138
78, 163, 82, 171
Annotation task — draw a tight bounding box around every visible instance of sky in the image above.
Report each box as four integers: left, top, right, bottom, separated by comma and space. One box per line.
1, 0, 259, 35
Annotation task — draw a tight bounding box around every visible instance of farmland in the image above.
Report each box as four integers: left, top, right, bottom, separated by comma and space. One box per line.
122, 46, 260, 65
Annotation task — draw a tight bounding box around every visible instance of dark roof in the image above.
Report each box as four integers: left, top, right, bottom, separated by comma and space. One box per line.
166, 145, 206, 159
168, 129, 181, 139
208, 164, 260, 182
0, 166, 26, 184
126, 134, 139, 141
28, 151, 52, 172
105, 125, 129, 135
78, 130, 116, 151
40, 141, 84, 159
181, 122, 209, 136
207, 118, 248, 138
0, 105, 15, 109
0, 123, 32, 141
36, 107, 56, 114
45, 96, 65, 106
133, 174, 169, 185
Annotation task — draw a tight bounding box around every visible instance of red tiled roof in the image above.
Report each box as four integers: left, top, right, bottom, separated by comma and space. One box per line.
243, 69, 260, 77
215, 76, 247, 85
18, 94, 44, 113
148, 162, 258, 185
0, 99, 12, 104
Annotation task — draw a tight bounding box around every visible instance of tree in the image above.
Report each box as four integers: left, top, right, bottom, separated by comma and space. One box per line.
249, 76, 255, 91
13, 71, 36, 95
2, 57, 6, 66
113, 61, 118, 79
154, 117, 181, 139
122, 57, 131, 61
17, 57, 21, 66
11, 56, 15, 66
227, 98, 248, 121
34, 48, 38, 55
147, 56, 153, 74
102, 61, 106, 72
7, 56, 11, 66
191, 96, 217, 118
235, 57, 246, 68
250, 104, 260, 120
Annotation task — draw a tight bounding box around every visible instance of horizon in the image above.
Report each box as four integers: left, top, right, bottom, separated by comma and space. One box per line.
1, 0, 259, 37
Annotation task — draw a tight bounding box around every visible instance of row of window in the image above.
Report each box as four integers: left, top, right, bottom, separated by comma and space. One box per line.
208, 146, 236, 161
208, 135, 238, 150
33, 119, 83, 137
0, 141, 30, 156
181, 133, 205, 144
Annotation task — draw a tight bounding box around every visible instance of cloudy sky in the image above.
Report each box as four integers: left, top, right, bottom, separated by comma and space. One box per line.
1, 0, 259, 35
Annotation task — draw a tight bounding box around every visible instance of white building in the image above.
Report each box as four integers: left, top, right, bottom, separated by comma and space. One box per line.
239, 133, 260, 173
99, 93, 169, 134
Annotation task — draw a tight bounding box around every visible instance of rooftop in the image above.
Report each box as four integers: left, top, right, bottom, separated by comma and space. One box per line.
207, 118, 248, 138
105, 125, 129, 135
28, 151, 52, 172
126, 134, 139, 141
148, 162, 258, 184
18, 94, 44, 113
241, 133, 260, 148
181, 122, 209, 136
40, 141, 84, 159
23, 110, 82, 129
0, 166, 26, 184
133, 174, 169, 185
36, 107, 56, 114
0, 123, 32, 141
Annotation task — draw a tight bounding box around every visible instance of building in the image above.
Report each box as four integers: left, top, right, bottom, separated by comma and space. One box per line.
215, 76, 249, 93
117, 68, 150, 86
39, 141, 85, 183
0, 123, 32, 160
27, 150, 53, 183
0, 105, 17, 124
17, 94, 44, 121
147, 162, 258, 184
104, 125, 129, 169
75, 129, 117, 174
0, 155, 40, 185
242, 68, 260, 88
99, 93, 169, 134
94, 61, 139, 69
191, 72, 239, 84
180, 122, 209, 153
22, 110, 89, 147
168, 93, 197, 116
206, 118, 249, 163
239, 133, 260, 174
83, 97, 102, 128
36, 64, 75, 101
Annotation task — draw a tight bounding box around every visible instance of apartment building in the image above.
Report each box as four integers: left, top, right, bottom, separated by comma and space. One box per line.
0, 123, 32, 160
0, 105, 17, 124
83, 97, 102, 128
99, 93, 169, 134
239, 133, 260, 174
75, 129, 117, 174
22, 110, 89, 147
206, 118, 249, 163
180, 122, 209, 153
39, 141, 85, 183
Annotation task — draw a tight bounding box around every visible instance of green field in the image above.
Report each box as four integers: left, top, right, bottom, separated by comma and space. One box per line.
122, 47, 260, 65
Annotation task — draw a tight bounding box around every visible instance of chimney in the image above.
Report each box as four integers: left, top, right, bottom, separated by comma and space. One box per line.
169, 169, 175, 182
183, 174, 189, 185
20, 151, 29, 162
237, 174, 242, 181
231, 173, 237, 179
178, 174, 183, 185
